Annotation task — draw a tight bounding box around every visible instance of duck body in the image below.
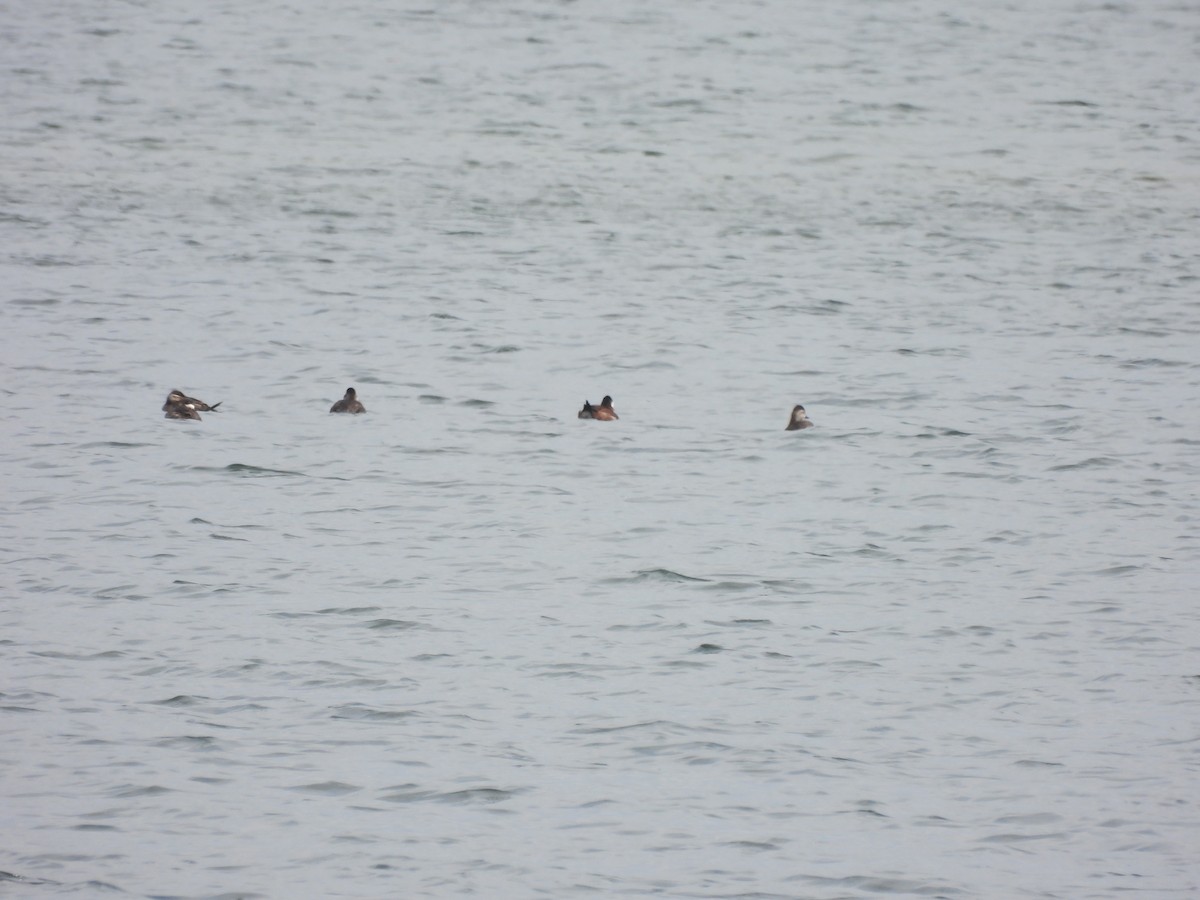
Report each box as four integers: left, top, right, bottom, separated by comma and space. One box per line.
164, 400, 202, 420
785, 404, 813, 430
331, 387, 366, 414
580, 395, 618, 420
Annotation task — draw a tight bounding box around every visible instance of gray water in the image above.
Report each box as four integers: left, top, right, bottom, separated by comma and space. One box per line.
3, 1, 1199, 897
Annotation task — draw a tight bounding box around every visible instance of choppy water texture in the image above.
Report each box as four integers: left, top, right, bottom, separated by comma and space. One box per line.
3, 0, 1199, 897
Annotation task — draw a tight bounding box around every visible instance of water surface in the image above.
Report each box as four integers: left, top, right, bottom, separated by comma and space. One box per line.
3, 0, 1199, 897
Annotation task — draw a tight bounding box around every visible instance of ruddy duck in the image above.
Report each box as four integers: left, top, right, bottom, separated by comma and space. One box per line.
163, 389, 220, 420
785, 404, 813, 430
578, 395, 617, 420
330, 387, 366, 414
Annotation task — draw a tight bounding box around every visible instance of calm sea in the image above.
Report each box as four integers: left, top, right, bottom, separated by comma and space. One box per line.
3, 0, 1198, 897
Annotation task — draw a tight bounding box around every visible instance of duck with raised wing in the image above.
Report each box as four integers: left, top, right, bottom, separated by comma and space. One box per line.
578, 395, 617, 421
163, 389, 221, 420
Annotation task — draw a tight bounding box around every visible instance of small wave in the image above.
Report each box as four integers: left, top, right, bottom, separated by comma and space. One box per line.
287, 781, 361, 795
0, 872, 53, 887
609, 568, 710, 584
330, 704, 416, 722
297, 207, 357, 218
700, 580, 758, 592
153, 735, 219, 750
109, 784, 172, 798
1117, 357, 1190, 369
315, 606, 382, 615
722, 839, 781, 851
1094, 565, 1141, 576
980, 830, 1067, 843
611, 359, 677, 369
365, 618, 421, 630
150, 695, 205, 707
379, 785, 519, 805
705, 618, 773, 627
217, 463, 307, 477
23, 255, 82, 267
850, 544, 894, 559
1048, 456, 1120, 471
915, 427, 972, 438
788, 873, 960, 894
32, 650, 123, 661
571, 720, 678, 735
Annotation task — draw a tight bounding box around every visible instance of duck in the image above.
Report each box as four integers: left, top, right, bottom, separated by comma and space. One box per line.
330, 387, 366, 414
163, 389, 220, 420
578, 395, 617, 420
164, 399, 201, 420
785, 404, 813, 430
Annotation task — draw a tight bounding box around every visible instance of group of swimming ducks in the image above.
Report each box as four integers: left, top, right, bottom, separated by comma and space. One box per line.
162, 387, 365, 419
164, 388, 815, 430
